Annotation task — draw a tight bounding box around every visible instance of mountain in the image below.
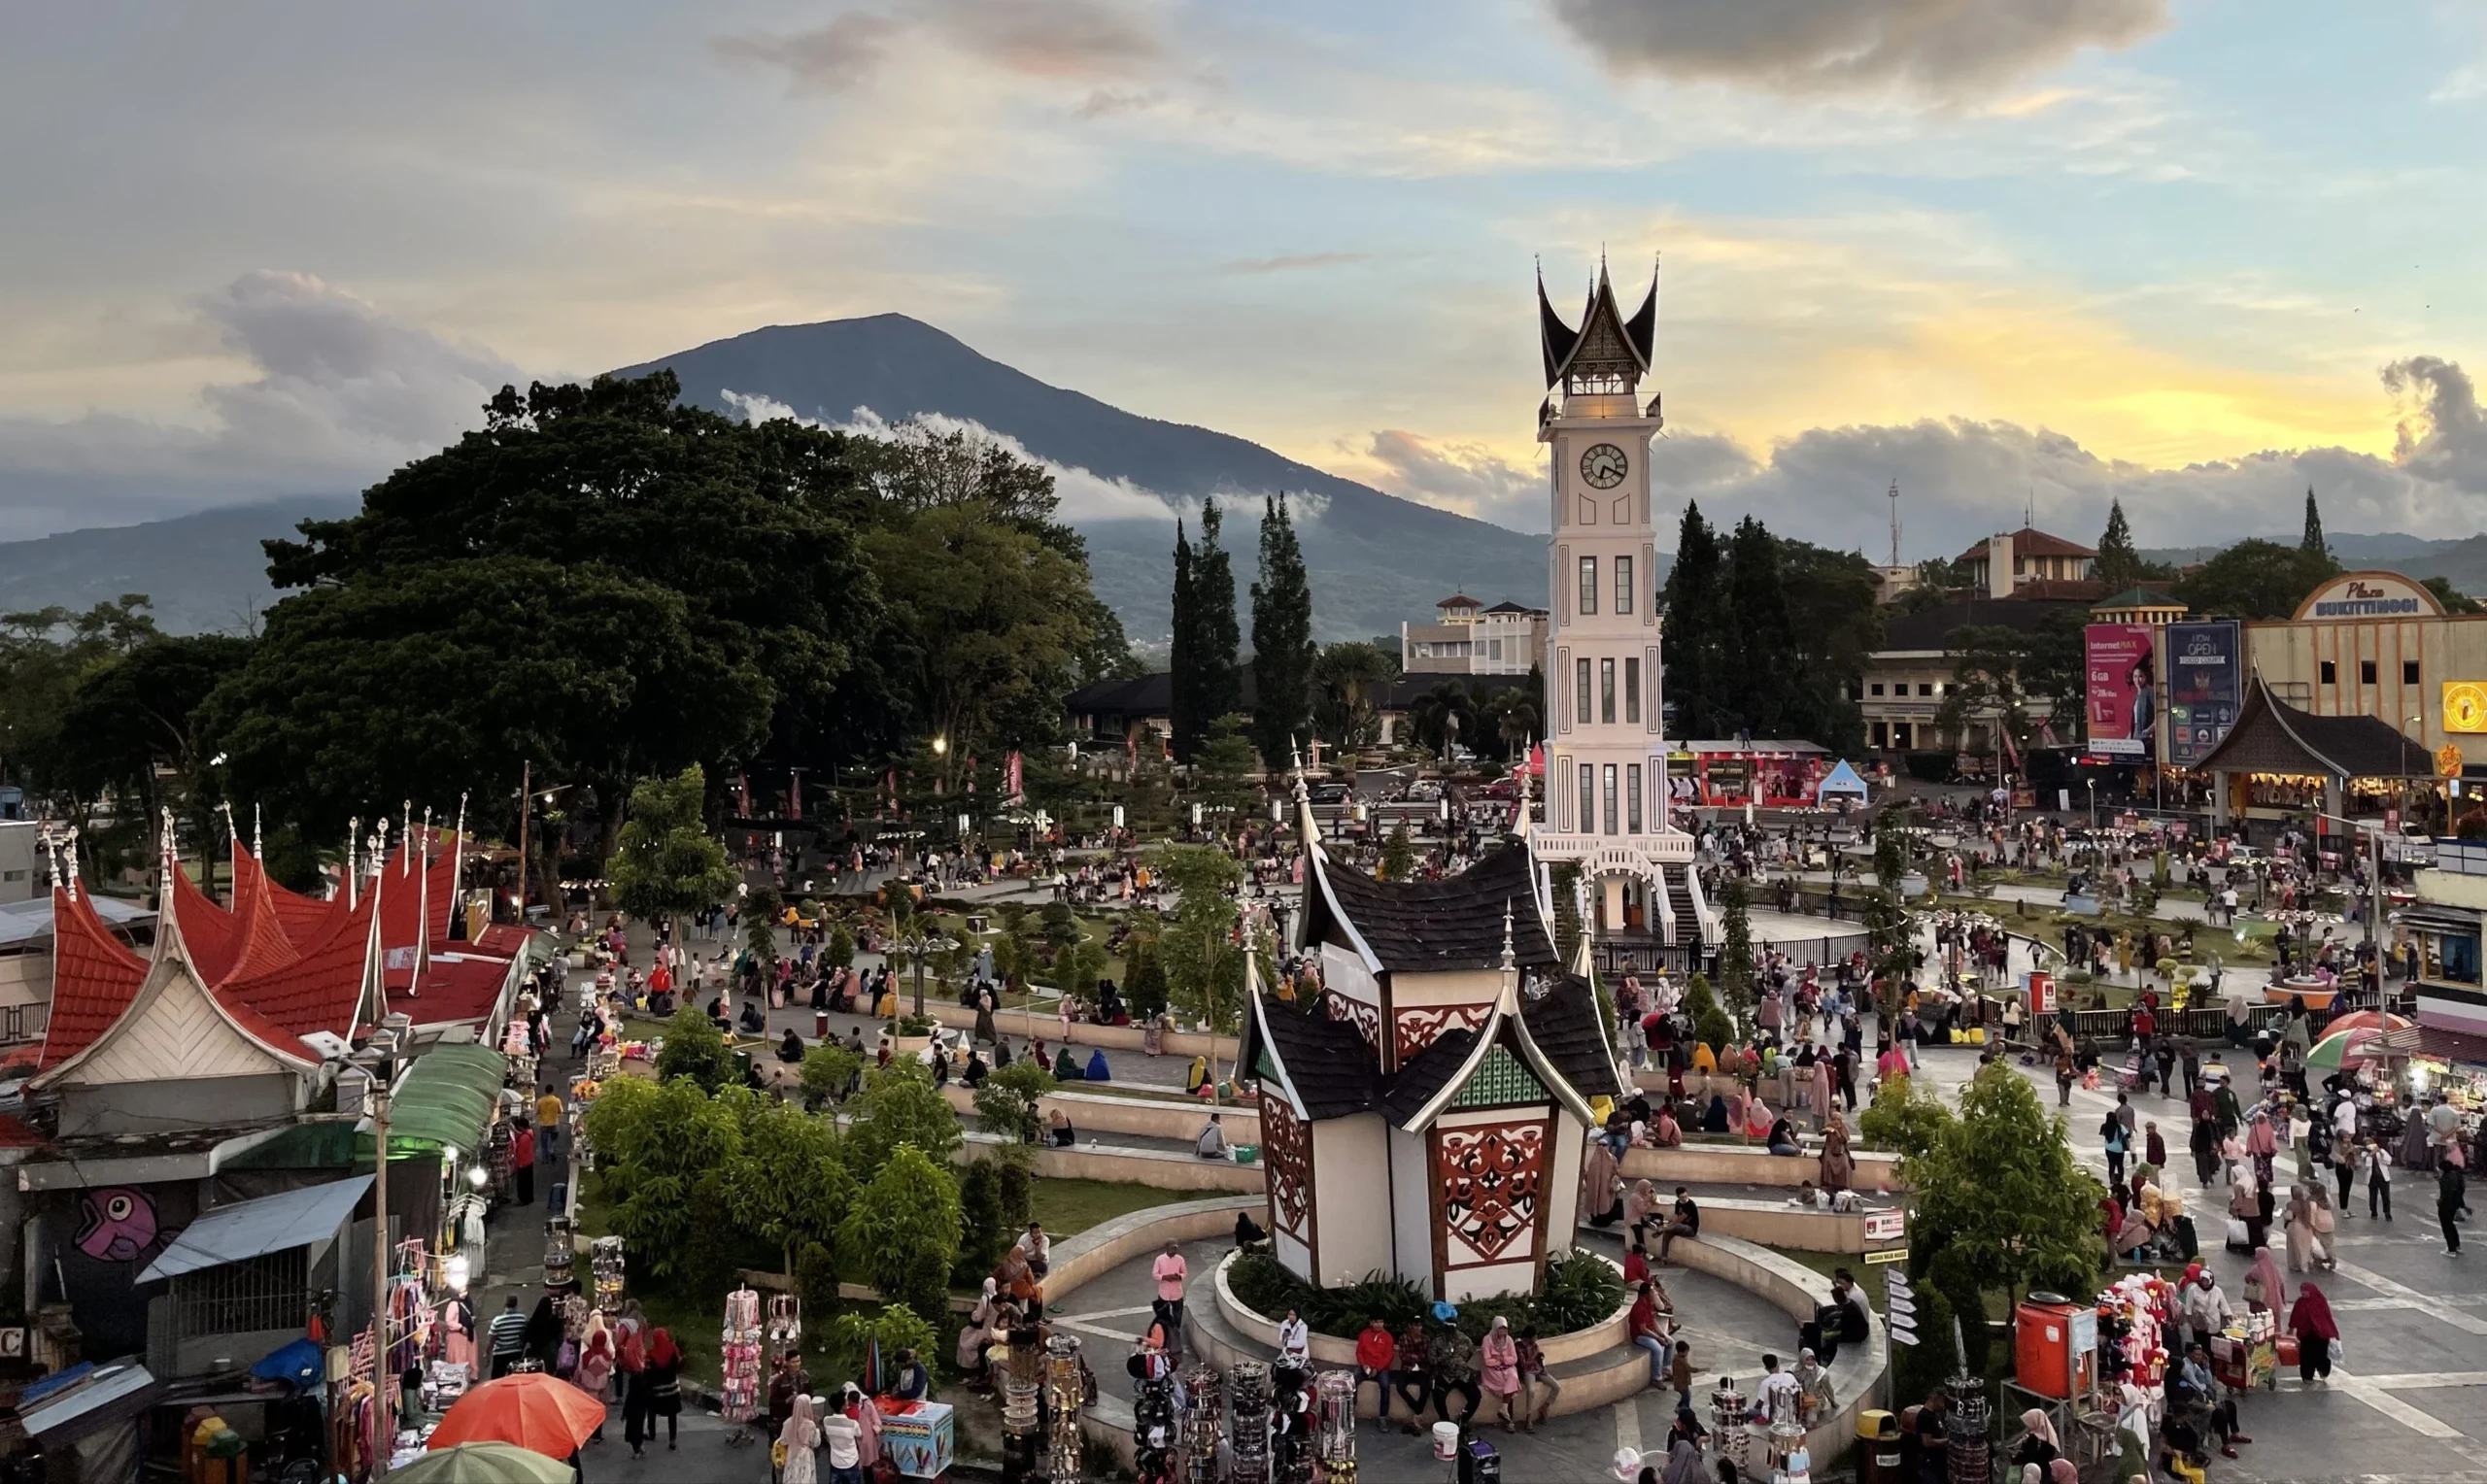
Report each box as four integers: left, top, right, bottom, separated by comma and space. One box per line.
2140, 532, 2487, 598
0, 495, 351, 634
611, 313, 1547, 645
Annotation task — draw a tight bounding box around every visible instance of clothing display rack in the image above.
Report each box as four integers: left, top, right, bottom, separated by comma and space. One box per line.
1312, 1368, 1356, 1484
1228, 1360, 1272, 1484
1178, 1364, 1223, 1484
720, 1287, 763, 1424
1044, 1334, 1085, 1482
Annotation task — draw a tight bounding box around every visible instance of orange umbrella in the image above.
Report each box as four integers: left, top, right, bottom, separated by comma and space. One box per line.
426, 1373, 606, 1459
2323, 1009, 2410, 1036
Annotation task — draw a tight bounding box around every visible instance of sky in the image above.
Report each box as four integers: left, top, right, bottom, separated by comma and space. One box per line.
2, 0, 2484, 557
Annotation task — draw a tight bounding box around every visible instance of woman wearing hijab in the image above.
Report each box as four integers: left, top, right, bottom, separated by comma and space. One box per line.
1581, 1134, 1622, 1226
1480, 1316, 1521, 1433
778, 1393, 821, 1484
521, 1295, 563, 1372
2306, 1178, 2338, 1270
2009, 1408, 2061, 1471
2288, 1281, 2339, 1384
1792, 1348, 1835, 1425
2047, 1462, 2079, 1484
2241, 1245, 2287, 1315
2284, 1183, 2317, 1272
2246, 1110, 2279, 1186
1819, 1118, 1856, 1195
1085, 1047, 1111, 1082
646, 1328, 684, 1453
840, 1382, 882, 1472
1623, 1181, 1659, 1256
1658, 1437, 1711, 1484
575, 1311, 616, 1436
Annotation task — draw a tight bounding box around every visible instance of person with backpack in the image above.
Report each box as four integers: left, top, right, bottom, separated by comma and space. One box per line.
2102, 1111, 2130, 1188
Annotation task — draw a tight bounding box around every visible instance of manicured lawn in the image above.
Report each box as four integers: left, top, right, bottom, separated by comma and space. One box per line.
1029, 1176, 1189, 1236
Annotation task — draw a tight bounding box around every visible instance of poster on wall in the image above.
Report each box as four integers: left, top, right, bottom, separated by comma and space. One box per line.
2084, 624, 2157, 757
2164, 621, 2241, 767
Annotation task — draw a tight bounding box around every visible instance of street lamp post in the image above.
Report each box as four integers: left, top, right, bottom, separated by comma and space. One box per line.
896, 925, 960, 1020
2086, 778, 2097, 831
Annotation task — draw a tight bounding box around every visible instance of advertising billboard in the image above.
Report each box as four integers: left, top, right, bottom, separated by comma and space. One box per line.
2084, 624, 2156, 757
2164, 621, 2241, 767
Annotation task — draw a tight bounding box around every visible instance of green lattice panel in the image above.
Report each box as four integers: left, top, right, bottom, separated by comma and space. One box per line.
1451, 1044, 1546, 1109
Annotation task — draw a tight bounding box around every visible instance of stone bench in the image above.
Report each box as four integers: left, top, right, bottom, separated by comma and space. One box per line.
915, 999, 1241, 1062
1618, 1143, 1902, 1191
958, 1130, 1269, 1193
1590, 1195, 1895, 1255
1660, 1232, 1886, 1467
942, 1083, 1262, 1146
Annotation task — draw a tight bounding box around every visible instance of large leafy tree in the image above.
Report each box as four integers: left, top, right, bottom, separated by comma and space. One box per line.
1775, 538, 1877, 755
2300, 487, 2328, 561
843, 1059, 965, 1178
50, 630, 252, 881
1248, 494, 1316, 770
837, 1145, 962, 1339
208, 556, 762, 838
2173, 538, 2338, 621
608, 765, 738, 948
1190, 500, 1244, 757
579, 1074, 743, 1283
1723, 516, 1797, 734
720, 1088, 856, 1275
0, 595, 164, 798
1151, 843, 1248, 1081
1310, 642, 1391, 759
1908, 1062, 2108, 1305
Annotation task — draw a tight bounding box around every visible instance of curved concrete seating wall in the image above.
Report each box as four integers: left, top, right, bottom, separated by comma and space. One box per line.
1207, 1250, 1631, 1369
957, 1130, 1269, 1193
1040, 1195, 1262, 1310
941, 1084, 1262, 1145
1662, 1232, 1885, 1465
1605, 1197, 1875, 1254
916, 1000, 1241, 1062
1618, 1143, 1902, 1191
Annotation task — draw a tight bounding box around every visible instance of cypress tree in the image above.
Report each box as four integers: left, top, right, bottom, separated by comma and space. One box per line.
1249, 493, 1316, 771
1724, 516, 1795, 735
2300, 487, 2327, 561
2095, 498, 2143, 592
1663, 502, 1725, 738
1194, 499, 1244, 739
1170, 519, 1197, 760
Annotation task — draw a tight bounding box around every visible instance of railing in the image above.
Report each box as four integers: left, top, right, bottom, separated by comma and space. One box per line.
173, 1248, 310, 1340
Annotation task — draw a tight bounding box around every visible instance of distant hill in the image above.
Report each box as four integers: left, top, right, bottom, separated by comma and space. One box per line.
611, 314, 1547, 644
0, 496, 351, 634
2141, 531, 2487, 598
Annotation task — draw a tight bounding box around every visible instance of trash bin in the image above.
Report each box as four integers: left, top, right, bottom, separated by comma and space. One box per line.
1856, 1409, 1903, 1484
816, 1010, 830, 1039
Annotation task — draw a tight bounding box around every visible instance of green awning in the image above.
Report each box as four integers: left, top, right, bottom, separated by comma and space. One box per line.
365, 1045, 507, 1159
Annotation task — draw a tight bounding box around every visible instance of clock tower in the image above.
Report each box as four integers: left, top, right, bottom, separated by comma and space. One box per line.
1531, 257, 1707, 954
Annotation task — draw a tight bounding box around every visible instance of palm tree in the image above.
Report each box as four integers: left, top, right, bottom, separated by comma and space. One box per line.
1312, 642, 1392, 763
1481, 684, 1540, 759
1410, 682, 1477, 763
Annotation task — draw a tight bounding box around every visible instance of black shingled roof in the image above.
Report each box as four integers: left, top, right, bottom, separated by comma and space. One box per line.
1250, 1000, 1383, 1119
1316, 846, 1556, 973
1380, 1026, 1482, 1125
1522, 974, 1621, 1101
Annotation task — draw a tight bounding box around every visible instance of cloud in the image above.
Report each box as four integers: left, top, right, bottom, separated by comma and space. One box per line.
1548, 0, 2168, 99
0, 271, 513, 539
1355, 429, 1547, 532
717, 0, 1164, 94
720, 390, 1178, 525
1639, 356, 2487, 558
1216, 253, 1370, 275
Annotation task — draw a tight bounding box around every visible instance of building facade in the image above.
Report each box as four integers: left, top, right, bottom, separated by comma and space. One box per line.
1528, 260, 1705, 946
1403, 596, 1549, 677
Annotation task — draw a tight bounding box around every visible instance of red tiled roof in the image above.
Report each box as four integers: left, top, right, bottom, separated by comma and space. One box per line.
211, 988, 321, 1066
36, 887, 147, 1071
470, 924, 536, 960
1956, 525, 2099, 562
221, 853, 301, 986
171, 867, 245, 985
223, 892, 375, 1044
233, 847, 342, 953
378, 841, 461, 960
385, 952, 511, 1029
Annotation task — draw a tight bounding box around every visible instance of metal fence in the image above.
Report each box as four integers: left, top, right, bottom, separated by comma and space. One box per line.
172, 1247, 311, 1340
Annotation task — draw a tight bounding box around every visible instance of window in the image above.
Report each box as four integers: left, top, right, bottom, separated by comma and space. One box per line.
2321, 660, 2336, 685
2360, 659, 2377, 686
1576, 658, 1591, 725
1919, 683, 1935, 697
1600, 658, 1617, 725
1489, 638, 1503, 661
1616, 555, 1634, 616
1578, 556, 1597, 616
1603, 764, 1619, 835
1870, 683, 1885, 697
1871, 722, 1889, 749
1625, 658, 1643, 724
1892, 723, 1914, 749
1627, 764, 1643, 832
1580, 764, 1596, 833
2405, 659, 2421, 685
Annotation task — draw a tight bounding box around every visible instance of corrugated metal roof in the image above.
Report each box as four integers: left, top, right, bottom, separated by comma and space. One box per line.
137, 1175, 371, 1282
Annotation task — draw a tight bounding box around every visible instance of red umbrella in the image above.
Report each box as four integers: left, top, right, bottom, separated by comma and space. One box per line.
426, 1373, 606, 1459
2323, 1009, 2410, 1036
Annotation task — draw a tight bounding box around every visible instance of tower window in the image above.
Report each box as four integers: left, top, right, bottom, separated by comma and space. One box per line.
1616, 555, 1634, 616
1603, 764, 1618, 835
1600, 658, 1617, 724
1578, 556, 1597, 616
1627, 764, 1643, 832
1575, 658, 1591, 725
1624, 657, 1642, 725
1580, 764, 1596, 833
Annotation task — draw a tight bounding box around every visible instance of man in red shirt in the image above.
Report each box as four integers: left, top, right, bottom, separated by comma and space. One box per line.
511, 1122, 537, 1206
1355, 1316, 1397, 1428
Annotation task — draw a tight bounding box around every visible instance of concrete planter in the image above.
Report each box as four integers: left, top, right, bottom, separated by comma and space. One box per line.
1209, 1248, 1632, 1369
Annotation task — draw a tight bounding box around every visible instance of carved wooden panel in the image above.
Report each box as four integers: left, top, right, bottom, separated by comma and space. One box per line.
1324, 990, 1381, 1058
1261, 1093, 1314, 1249
1433, 1120, 1549, 1268
1394, 1003, 1491, 1065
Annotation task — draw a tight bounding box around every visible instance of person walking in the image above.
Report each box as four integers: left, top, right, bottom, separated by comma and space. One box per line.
511, 1122, 537, 1207
2287, 1281, 2338, 1386
1151, 1242, 1188, 1331
2441, 1159, 2467, 1257
486, 1296, 528, 1379
2361, 1138, 2394, 1221
644, 1328, 683, 1453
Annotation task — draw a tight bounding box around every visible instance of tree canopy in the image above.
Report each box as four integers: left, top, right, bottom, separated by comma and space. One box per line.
1248, 494, 1316, 771
608, 765, 738, 936
2173, 538, 2339, 621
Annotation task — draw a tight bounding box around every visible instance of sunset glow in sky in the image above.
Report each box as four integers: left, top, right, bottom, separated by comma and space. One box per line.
3, 1, 2483, 554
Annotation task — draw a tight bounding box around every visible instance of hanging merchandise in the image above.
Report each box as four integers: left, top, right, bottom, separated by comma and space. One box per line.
590, 1236, 627, 1314
1710, 1378, 1750, 1481
543, 1216, 576, 1291
1312, 1368, 1356, 1484
1178, 1364, 1223, 1484
767, 1295, 801, 1354
1044, 1334, 1086, 1483
1130, 1349, 1178, 1484
1270, 1363, 1314, 1484
999, 1315, 1046, 1482
720, 1287, 764, 1424
1228, 1360, 1272, 1484
1944, 1373, 1992, 1484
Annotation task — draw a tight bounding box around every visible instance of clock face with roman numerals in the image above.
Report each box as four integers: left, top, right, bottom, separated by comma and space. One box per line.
1580, 442, 1628, 489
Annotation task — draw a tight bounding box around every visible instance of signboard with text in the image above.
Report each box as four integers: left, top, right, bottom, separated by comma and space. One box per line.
2084, 624, 2156, 757
2164, 621, 2241, 767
